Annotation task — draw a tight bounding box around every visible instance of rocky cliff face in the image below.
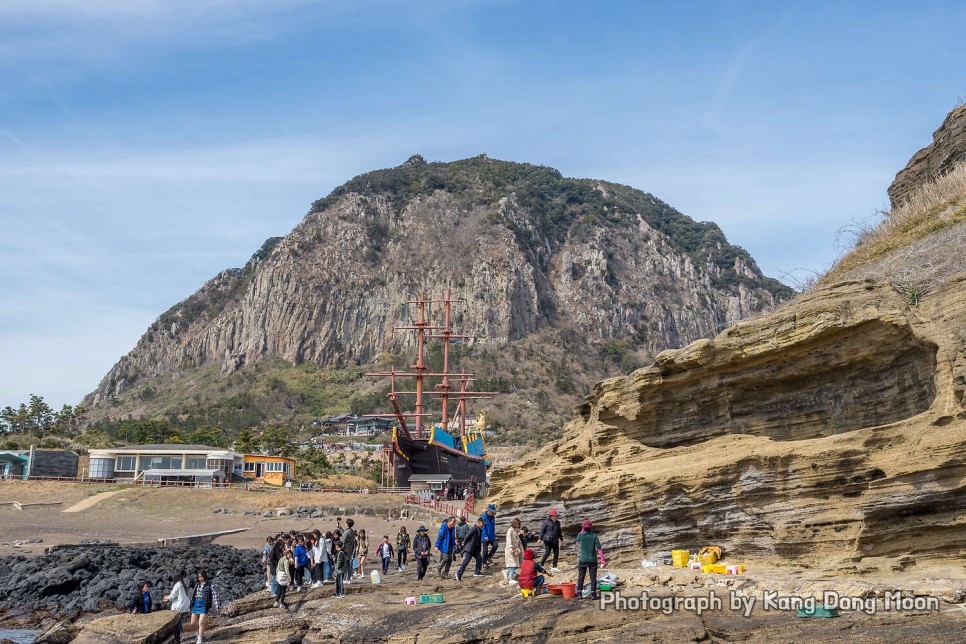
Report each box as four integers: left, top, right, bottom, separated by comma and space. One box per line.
889, 103, 966, 208
490, 275, 966, 567
84, 156, 790, 426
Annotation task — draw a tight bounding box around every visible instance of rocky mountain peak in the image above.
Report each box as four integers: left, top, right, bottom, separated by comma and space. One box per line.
84, 156, 792, 434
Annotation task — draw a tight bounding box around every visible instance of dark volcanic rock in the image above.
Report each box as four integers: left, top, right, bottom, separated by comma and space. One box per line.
0, 544, 262, 622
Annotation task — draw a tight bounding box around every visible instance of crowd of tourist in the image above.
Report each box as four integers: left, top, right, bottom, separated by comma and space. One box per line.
132, 506, 604, 643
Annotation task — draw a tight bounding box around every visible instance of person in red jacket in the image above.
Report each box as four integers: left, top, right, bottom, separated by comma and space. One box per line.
517, 548, 552, 592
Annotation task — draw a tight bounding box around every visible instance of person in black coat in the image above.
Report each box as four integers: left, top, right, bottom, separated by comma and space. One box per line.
538, 509, 564, 570
412, 526, 433, 581
455, 517, 486, 581
129, 581, 152, 614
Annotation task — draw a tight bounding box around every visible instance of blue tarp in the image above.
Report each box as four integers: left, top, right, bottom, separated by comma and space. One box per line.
465, 437, 486, 457
430, 427, 459, 451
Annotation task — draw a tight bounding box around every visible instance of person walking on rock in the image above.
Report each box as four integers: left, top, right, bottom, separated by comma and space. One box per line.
163, 573, 190, 644
455, 517, 486, 581
396, 526, 411, 571
413, 525, 432, 581
377, 535, 394, 574
481, 504, 497, 566
539, 509, 564, 571
575, 519, 603, 601
435, 516, 457, 578
355, 529, 369, 578
189, 570, 220, 644
274, 549, 293, 610
504, 517, 524, 581
454, 515, 470, 555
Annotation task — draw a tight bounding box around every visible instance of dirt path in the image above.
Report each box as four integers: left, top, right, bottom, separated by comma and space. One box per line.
62, 490, 123, 513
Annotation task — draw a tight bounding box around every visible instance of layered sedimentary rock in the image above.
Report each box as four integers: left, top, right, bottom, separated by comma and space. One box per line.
889, 103, 966, 208
490, 275, 966, 566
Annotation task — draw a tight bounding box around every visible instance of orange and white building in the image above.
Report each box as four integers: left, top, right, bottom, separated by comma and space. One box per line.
242, 454, 296, 485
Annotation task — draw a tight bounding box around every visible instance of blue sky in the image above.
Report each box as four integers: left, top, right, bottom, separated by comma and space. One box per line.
1, 0, 964, 409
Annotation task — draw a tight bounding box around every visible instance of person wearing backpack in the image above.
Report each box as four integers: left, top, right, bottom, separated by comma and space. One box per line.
189, 570, 220, 644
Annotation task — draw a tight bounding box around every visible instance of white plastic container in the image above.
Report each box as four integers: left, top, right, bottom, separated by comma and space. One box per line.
370, 570, 381, 584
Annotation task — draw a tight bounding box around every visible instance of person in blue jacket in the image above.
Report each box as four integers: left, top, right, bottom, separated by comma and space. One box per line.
481, 504, 497, 566
293, 536, 311, 591
434, 516, 457, 579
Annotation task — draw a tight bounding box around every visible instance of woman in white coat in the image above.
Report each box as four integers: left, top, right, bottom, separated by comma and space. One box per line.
163, 572, 190, 644
504, 517, 524, 581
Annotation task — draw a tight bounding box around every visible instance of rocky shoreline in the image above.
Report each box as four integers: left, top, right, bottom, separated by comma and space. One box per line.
0, 544, 262, 626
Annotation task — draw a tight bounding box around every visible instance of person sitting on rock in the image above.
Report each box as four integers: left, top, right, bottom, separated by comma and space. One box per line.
129, 581, 152, 614
412, 525, 432, 581
517, 549, 552, 593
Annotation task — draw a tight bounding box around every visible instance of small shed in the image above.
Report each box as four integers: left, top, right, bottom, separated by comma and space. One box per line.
407, 473, 453, 493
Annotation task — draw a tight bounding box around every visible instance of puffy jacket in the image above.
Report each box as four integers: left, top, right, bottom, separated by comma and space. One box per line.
168, 581, 190, 613
462, 525, 483, 554
435, 521, 455, 553
539, 518, 563, 544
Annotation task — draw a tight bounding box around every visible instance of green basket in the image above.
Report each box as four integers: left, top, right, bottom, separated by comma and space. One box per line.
419, 593, 444, 604
797, 605, 839, 618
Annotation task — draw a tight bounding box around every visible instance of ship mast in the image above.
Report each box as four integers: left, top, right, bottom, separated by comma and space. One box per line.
367, 291, 496, 440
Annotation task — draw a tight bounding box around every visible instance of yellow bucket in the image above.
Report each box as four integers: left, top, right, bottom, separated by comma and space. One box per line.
671, 550, 690, 567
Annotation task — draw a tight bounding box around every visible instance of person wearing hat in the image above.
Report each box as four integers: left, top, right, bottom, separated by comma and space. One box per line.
480, 504, 497, 566
517, 548, 552, 593
455, 517, 487, 581
575, 519, 603, 600
538, 509, 564, 572
412, 525, 432, 581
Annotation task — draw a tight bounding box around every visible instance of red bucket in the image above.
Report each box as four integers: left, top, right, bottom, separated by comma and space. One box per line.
559, 582, 577, 599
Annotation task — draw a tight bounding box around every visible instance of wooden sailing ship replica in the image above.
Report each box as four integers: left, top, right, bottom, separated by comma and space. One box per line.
368, 290, 496, 493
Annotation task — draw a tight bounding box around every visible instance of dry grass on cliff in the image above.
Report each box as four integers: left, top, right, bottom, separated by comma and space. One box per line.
823, 163, 966, 296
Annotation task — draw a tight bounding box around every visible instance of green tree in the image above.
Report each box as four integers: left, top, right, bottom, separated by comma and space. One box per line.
235, 429, 260, 453
183, 426, 225, 448
261, 427, 295, 458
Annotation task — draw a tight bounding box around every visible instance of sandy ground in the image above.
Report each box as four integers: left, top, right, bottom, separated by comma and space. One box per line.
0, 481, 449, 558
